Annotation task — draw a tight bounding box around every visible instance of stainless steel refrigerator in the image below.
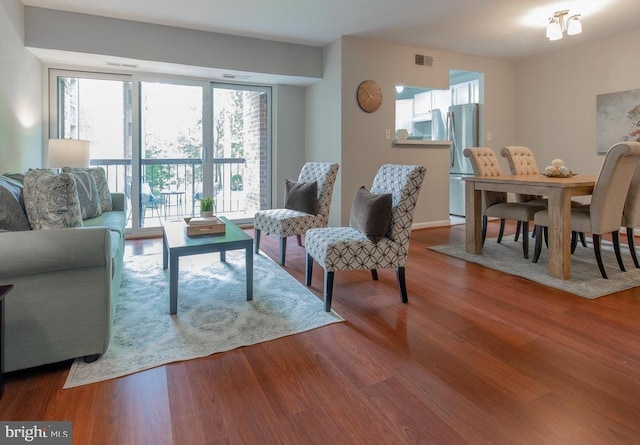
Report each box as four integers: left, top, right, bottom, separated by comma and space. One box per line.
447, 103, 479, 216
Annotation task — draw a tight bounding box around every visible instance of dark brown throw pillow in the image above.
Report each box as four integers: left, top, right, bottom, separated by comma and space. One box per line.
349, 186, 392, 244
284, 179, 318, 214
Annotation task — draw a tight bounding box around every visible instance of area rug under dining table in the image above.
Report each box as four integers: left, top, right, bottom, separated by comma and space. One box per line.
64, 251, 343, 389
430, 235, 640, 299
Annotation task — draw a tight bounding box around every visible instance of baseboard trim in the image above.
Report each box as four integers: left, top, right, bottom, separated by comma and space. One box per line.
413, 219, 454, 230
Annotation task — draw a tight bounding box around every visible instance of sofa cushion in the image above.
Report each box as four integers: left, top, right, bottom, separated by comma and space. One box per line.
0, 176, 31, 232
63, 167, 112, 212
1, 172, 25, 185
284, 179, 318, 215
349, 186, 392, 244
23, 170, 83, 230
83, 210, 126, 235
65, 170, 102, 220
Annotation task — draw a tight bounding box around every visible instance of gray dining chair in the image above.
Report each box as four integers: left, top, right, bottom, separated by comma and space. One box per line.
532, 142, 640, 278
500, 145, 586, 247
618, 160, 640, 268
463, 147, 546, 258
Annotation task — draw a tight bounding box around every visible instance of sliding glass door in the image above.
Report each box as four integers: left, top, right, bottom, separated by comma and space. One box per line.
210, 83, 270, 222
139, 81, 205, 228
51, 71, 133, 211
50, 70, 271, 236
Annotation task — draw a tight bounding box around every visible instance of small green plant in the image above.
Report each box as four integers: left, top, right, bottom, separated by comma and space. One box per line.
200, 197, 214, 212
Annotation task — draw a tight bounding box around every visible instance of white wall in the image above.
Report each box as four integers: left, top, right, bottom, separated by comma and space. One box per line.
337, 37, 518, 226
0, 0, 43, 172
516, 29, 640, 176
305, 39, 343, 225
272, 85, 306, 208
25, 6, 322, 81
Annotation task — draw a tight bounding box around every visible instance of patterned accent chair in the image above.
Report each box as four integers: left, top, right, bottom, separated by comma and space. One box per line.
254, 162, 339, 266
305, 164, 426, 312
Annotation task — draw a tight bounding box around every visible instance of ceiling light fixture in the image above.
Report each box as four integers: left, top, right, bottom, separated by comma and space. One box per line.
546, 10, 582, 41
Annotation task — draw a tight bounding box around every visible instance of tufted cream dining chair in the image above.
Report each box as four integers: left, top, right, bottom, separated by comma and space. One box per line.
500, 146, 546, 205
463, 147, 546, 258
500, 145, 587, 248
532, 142, 640, 278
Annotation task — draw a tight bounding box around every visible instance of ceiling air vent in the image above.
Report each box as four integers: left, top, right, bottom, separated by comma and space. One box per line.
414, 54, 434, 67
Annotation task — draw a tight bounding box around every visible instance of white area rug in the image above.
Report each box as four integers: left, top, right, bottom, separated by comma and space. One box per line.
64, 252, 343, 388
430, 235, 640, 299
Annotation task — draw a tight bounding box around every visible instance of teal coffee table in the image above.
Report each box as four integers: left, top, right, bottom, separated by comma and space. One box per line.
162, 217, 253, 315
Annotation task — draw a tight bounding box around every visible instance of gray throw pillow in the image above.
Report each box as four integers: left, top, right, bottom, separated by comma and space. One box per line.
23, 170, 83, 230
66, 170, 102, 219
284, 179, 318, 214
62, 167, 112, 212
349, 186, 392, 244
0, 176, 31, 231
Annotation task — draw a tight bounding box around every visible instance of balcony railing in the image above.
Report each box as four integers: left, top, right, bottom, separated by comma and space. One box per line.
91, 158, 247, 223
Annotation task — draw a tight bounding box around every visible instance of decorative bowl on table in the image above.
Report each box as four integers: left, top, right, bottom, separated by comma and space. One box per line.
541, 159, 576, 177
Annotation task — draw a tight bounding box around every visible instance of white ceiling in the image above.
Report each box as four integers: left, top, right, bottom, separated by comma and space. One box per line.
20, 0, 640, 64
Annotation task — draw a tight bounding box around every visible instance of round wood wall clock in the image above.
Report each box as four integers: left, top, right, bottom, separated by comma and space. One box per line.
356, 80, 382, 113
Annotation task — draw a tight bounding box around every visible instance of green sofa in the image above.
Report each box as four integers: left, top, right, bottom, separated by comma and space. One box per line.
0, 173, 126, 372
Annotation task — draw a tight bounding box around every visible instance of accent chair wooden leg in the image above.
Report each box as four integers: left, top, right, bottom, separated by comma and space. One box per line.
305, 254, 313, 286
522, 221, 529, 259
571, 231, 578, 254
279, 237, 287, 266
628, 227, 640, 268
371, 269, 378, 281
514, 221, 522, 242
396, 267, 408, 303
296, 234, 303, 247
612, 231, 626, 272
580, 232, 587, 247
84, 354, 101, 363
324, 271, 334, 312
497, 219, 506, 243
593, 234, 608, 279
532, 225, 543, 263
254, 228, 261, 253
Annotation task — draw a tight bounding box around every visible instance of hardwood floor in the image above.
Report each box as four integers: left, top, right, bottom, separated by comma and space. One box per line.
2, 221, 640, 444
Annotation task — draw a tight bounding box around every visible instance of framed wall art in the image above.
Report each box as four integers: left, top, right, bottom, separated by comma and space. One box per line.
596, 88, 640, 154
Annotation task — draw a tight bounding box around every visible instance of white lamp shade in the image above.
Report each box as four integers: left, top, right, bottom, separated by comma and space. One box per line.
48, 139, 91, 168
547, 21, 562, 40
567, 16, 582, 35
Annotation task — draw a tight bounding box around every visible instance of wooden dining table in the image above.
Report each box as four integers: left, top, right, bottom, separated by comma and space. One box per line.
464, 173, 597, 280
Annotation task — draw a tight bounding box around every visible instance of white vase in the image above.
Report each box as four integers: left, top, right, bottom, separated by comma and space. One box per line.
200, 210, 213, 218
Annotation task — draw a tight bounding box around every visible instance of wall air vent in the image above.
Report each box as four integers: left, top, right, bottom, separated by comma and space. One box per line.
106, 61, 138, 69
222, 73, 252, 80
414, 54, 434, 67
